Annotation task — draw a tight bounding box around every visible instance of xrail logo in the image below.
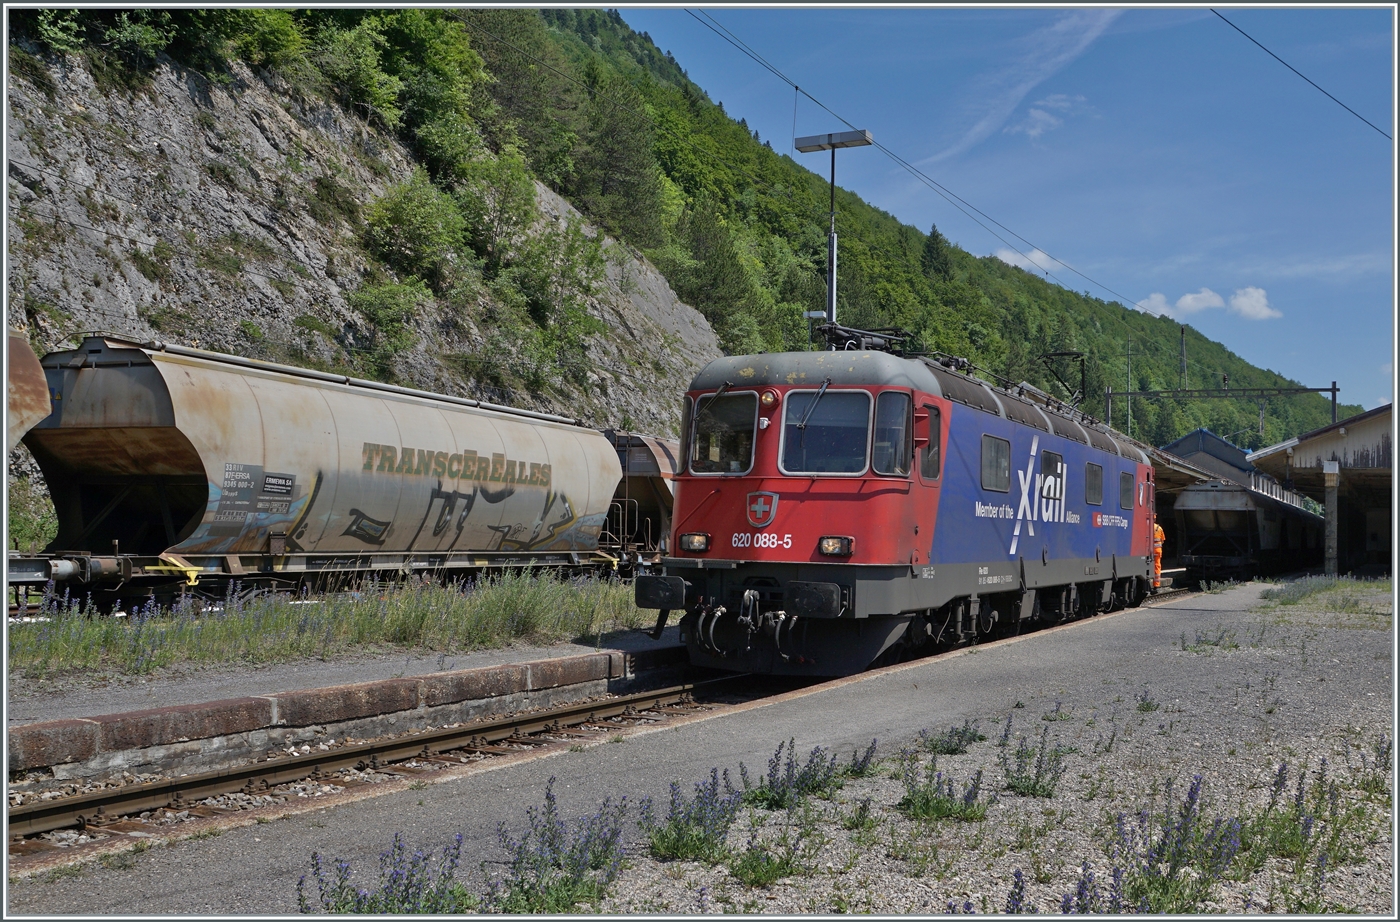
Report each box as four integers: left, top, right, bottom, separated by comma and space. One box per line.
1008, 436, 1079, 555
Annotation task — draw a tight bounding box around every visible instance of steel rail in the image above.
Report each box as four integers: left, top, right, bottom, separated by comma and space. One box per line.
8, 676, 746, 838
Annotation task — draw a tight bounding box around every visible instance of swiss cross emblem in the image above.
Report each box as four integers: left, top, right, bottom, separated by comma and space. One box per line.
747, 492, 779, 528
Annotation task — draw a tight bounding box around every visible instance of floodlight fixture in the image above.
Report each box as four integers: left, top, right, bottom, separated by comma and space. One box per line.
794, 129, 873, 327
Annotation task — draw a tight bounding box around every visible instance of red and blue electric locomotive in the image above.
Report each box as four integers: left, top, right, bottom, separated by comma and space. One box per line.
635, 337, 1156, 676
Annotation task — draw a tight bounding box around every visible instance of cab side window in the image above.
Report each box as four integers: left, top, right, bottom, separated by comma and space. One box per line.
872, 391, 912, 475
1119, 471, 1134, 510
921, 406, 941, 479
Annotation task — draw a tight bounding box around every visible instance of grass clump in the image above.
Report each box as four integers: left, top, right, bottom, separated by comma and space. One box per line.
919, 721, 985, 755
639, 769, 743, 864
8, 570, 649, 678
896, 751, 992, 822
1180, 624, 1239, 653
727, 805, 821, 888
297, 832, 477, 913
999, 725, 1067, 798
735, 738, 843, 809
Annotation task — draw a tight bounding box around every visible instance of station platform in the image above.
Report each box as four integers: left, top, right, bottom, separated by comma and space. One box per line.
7, 628, 687, 780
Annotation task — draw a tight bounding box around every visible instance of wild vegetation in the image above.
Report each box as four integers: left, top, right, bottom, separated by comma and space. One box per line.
8, 7, 1355, 448
7, 571, 648, 678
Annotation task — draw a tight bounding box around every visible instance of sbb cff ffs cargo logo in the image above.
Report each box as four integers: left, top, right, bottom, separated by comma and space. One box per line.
747, 492, 779, 528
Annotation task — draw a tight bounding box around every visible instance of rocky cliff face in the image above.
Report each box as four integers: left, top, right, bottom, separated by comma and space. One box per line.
5, 50, 720, 440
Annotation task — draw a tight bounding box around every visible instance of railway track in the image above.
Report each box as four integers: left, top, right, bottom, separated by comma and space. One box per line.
7, 674, 765, 851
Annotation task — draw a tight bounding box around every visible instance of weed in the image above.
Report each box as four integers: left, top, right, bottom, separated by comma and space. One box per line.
736, 738, 842, 809
728, 836, 801, 887
1003, 867, 1038, 914
896, 751, 992, 822
1112, 774, 1243, 913
920, 721, 986, 755
1356, 735, 1392, 797
297, 832, 476, 913
1060, 861, 1125, 913
490, 778, 627, 913
844, 738, 880, 776
1181, 624, 1239, 653
1135, 689, 1160, 713
999, 726, 1067, 798
129, 239, 175, 283
639, 769, 743, 864
886, 825, 939, 876
293, 314, 336, 338
99, 850, 138, 870
239, 320, 264, 341
204, 159, 243, 190
840, 798, 879, 832
1041, 702, 1073, 722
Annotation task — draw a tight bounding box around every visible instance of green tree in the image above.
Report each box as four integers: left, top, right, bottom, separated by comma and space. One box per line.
921, 223, 954, 281
454, 146, 538, 271
570, 60, 665, 248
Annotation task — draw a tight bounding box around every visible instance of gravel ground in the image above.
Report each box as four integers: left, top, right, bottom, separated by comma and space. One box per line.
583, 581, 1395, 915
4, 626, 681, 726
6, 581, 1393, 915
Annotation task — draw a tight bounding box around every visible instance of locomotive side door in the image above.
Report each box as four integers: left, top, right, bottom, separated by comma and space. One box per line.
914, 399, 945, 562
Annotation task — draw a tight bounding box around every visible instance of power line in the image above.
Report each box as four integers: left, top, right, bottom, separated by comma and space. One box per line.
1211, 9, 1391, 141
682, 8, 1340, 398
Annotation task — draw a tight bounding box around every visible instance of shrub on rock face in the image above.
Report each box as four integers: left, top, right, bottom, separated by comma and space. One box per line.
364, 170, 465, 291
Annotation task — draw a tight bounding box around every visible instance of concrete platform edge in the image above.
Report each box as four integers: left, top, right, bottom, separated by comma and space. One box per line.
8, 646, 687, 777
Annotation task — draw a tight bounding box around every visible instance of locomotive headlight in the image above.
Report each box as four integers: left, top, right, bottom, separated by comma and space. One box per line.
760, 389, 779, 409
818, 536, 854, 557
679, 533, 710, 552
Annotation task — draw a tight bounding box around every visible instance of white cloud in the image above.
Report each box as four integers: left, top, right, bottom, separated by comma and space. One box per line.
1174, 288, 1225, 314
1007, 108, 1062, 138
1134, 288, 1223, 318
1228, 286, 1281, 320
1134, 293, 1171, 315
994, 248, 1057, 273
923, 10, 1121, 163
1005, 93, 1089, 138
1135, 286, 1279, 321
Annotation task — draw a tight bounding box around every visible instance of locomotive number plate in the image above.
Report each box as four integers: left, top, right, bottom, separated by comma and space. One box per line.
731, 532, 793, 549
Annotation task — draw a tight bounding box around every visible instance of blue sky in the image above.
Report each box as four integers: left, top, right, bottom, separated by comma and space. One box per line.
618, 5, 1396, 413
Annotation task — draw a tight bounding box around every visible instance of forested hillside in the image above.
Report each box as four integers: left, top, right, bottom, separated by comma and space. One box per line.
7, 8, 1356, 452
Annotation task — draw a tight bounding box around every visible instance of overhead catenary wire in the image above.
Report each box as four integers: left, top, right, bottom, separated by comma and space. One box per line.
1210, 8, 1391, 141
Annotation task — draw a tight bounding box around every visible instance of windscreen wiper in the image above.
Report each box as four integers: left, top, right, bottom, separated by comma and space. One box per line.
796, 377, 832, 430
696, 380, 733, 420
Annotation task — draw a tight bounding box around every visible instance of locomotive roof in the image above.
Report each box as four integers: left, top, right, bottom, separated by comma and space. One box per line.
689, 351, 943, 393
690, 350, 1149, 463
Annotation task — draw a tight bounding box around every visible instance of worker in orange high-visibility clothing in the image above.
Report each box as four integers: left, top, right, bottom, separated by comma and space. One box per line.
1152, 519, 1165, 590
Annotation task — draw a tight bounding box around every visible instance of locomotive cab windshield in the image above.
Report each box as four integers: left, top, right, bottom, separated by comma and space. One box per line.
690, 391, 757, 474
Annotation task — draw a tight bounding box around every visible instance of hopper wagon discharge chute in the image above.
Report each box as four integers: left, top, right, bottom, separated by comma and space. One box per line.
5, 336, 679, 609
